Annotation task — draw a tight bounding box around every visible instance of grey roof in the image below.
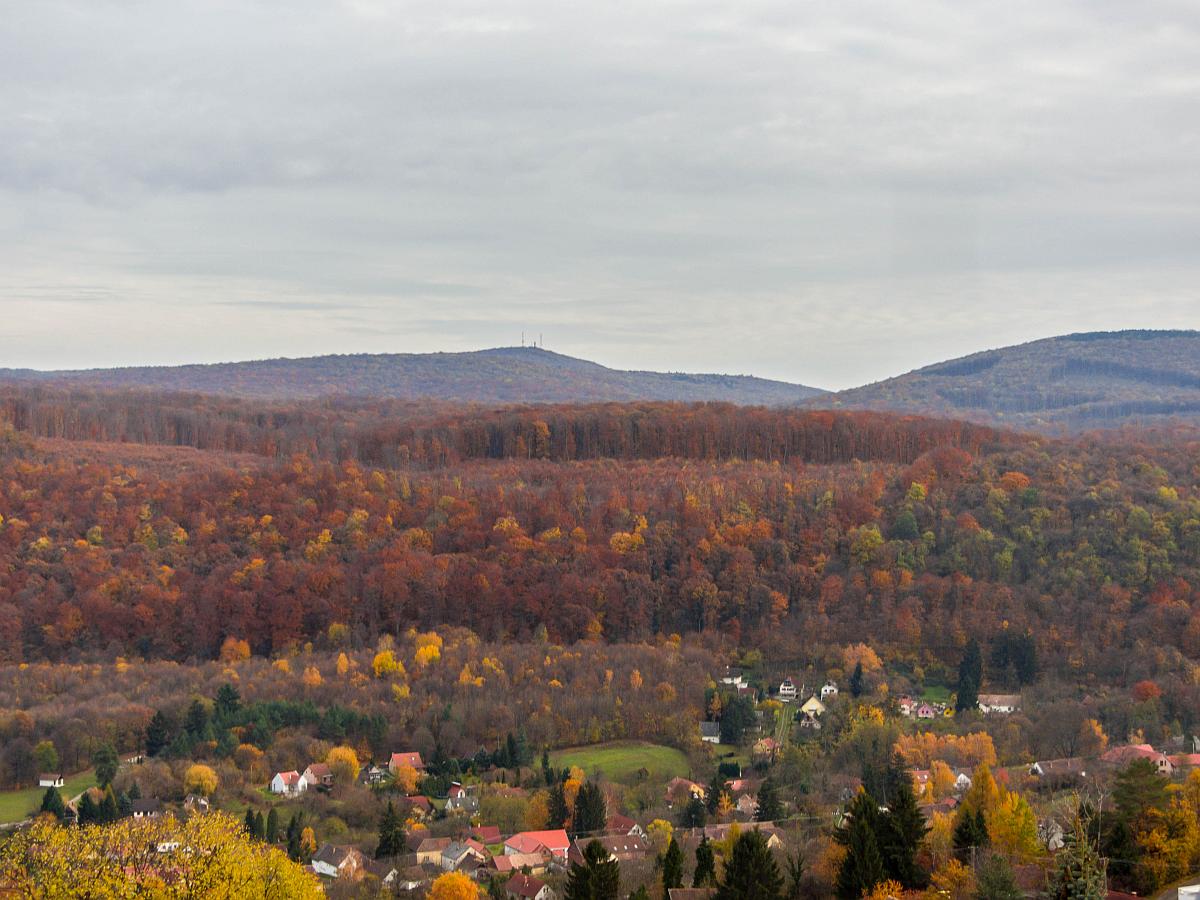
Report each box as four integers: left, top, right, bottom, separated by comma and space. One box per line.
699, 721, 720, 738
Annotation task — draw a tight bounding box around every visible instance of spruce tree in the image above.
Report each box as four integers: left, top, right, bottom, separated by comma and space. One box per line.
706, 771, 727, 814
879, 764, 927, 888
266, 807, 279, 843
254, 810, 265, 839
99, 786, 119, 824
573, 781, 608, 837
376, 801, 406, 859
548, 780, 569, 829
145, 710, 172, 757
835, 792, 884, 900
542, 747, 553, 786
215, 683, 241, 721
40, 786, 65, 820
564, 839, 621, 900
245, 808, 258, 836
118, 791, 132, 818
756, 777, 781, 822
662, 837, 683, 891
93, 743, 119, 788
693, 836, 716, 887
715, 830, 784, 900
955, 639, 982, 713
1046, 833, 1106, 900
953, 808, 989, 852
976, 853, 1023, 900
77, 790, 98, 825
850, 662, 864, 698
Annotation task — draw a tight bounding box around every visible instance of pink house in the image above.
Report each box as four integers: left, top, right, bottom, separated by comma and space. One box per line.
504, 830, 570, 861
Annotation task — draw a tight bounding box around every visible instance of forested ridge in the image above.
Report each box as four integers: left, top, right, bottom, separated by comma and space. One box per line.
0, 400, 1198, 688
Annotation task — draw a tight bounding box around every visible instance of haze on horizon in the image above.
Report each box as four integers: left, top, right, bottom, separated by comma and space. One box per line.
3, 1, 1199, 391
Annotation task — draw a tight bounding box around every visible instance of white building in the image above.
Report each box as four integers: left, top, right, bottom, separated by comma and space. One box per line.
270, 770, 306, 796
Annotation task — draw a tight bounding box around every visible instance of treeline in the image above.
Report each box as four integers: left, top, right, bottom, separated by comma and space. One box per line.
0, 386, 1014, 467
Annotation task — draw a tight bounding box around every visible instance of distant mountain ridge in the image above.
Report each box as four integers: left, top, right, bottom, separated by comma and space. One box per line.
812, 329, 1200, 430
0, 346, 827, 405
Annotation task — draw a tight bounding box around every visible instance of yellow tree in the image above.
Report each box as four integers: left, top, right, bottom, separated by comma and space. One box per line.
646, 819, 674, 855
0, 813, 320, 897
963, 764, 1001, 819
930, 859, 976, 899
336, 652, 350, 676
525, 791, 550, 830
393, 764, 420, 795
184, 764, 218, 797
429, 871, 480, 900
987, 791, 1041, 861
929, 760, 957, 800
326, 746, 360, 783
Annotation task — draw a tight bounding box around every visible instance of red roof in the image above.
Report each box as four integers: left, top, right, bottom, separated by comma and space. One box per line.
275, 771, 301, 786
389, 752, 425, 770
504, 830, 570, 857
471, 825, 502, 844
506, 873, 547, 898
607, 813, 638, 834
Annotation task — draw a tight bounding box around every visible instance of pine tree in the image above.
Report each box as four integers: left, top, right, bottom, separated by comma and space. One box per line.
715, 830, 784, 900
40, 786, 65, 820
1046, 833, 1106, 900
145, 710, 172, 757
784, 853, 806, 900
118, 791, 132, 818
254, 811, 265, 839
682, 796, 707, 828
693, 836, 716, 887
956, 639, 982, 713
245, 808, 258, 837
975, 853, 1023, 900
662, 837, 684, 891
128, 781, 141, 800
376, 801, 406, 859
835, 792, 884, 900
542, 747, 553, 786
266, 807, 279, 843
564, 839, 621, 900
286, 813, 302, 861
756, 777, 781, 822
185, 700, 210, 739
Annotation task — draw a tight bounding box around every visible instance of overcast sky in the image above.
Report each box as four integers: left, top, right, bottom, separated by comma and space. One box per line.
2, 1, 1199, 389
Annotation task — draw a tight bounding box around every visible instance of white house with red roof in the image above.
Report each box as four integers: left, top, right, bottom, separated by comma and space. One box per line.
270, 770, 306, 795
504, 829, 570, 861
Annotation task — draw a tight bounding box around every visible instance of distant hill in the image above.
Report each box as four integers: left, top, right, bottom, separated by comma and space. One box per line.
811, 330, 1200, 430
0, 347, 826, 405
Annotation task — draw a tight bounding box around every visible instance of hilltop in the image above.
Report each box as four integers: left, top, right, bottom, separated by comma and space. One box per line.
811, 330, 1200, 430
0, 346, 826, 406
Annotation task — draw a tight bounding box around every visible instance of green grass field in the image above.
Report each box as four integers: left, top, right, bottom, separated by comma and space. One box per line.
551, 741, 691, 785
0, 769, 97, 825
921, 685, 952, 704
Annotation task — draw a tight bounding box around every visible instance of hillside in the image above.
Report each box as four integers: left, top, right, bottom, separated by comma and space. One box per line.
0, 346, 826, 405
810, 330, 1200, 430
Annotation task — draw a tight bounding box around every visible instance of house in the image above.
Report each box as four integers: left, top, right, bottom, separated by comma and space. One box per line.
441, 841, 476, 871
506, 873, 553, 900
471, 825, 503, 844
404, 795, 433, 819
1170, 753, 1200, 770
666, 777, 707, 803
504, 829, 570, 861
800, 696, 826, 718
952, 769, 973, 792
821, 681, 839, 700
1101, 744, 1174, 776
567, 835, 649, 866
977, 694, 1022, 715
447, 793, 479, 814
357, 763, 389, 786
489, 852, 549, 876
700, 822, 783, 850
897, 697, 916, 717
302, 763, 333, 790
753, 737, 780, 762
363, 859, 399, 886
412, 836, 452, 866
1028, 758, 1090, 784
721, 668, 745, 688
916, 704, 937, 719
699, 721, 721, 744
777, 677, 799, 702
910, 770, 931, 794
311, 844, 366, 880
394, 866, 428, 891
736, 794, 758, 818
447, 782, 467, 799
797, 714, 822, 730
38, 774, 64, 788
389, 752, 425, 774
183, 794, 210, 814
270, 771, 305, 796
131, 798, 163, 819
606, 813, 647, 838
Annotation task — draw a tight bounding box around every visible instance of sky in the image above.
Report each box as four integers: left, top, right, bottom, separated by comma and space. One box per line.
2, 1, 1199, 390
